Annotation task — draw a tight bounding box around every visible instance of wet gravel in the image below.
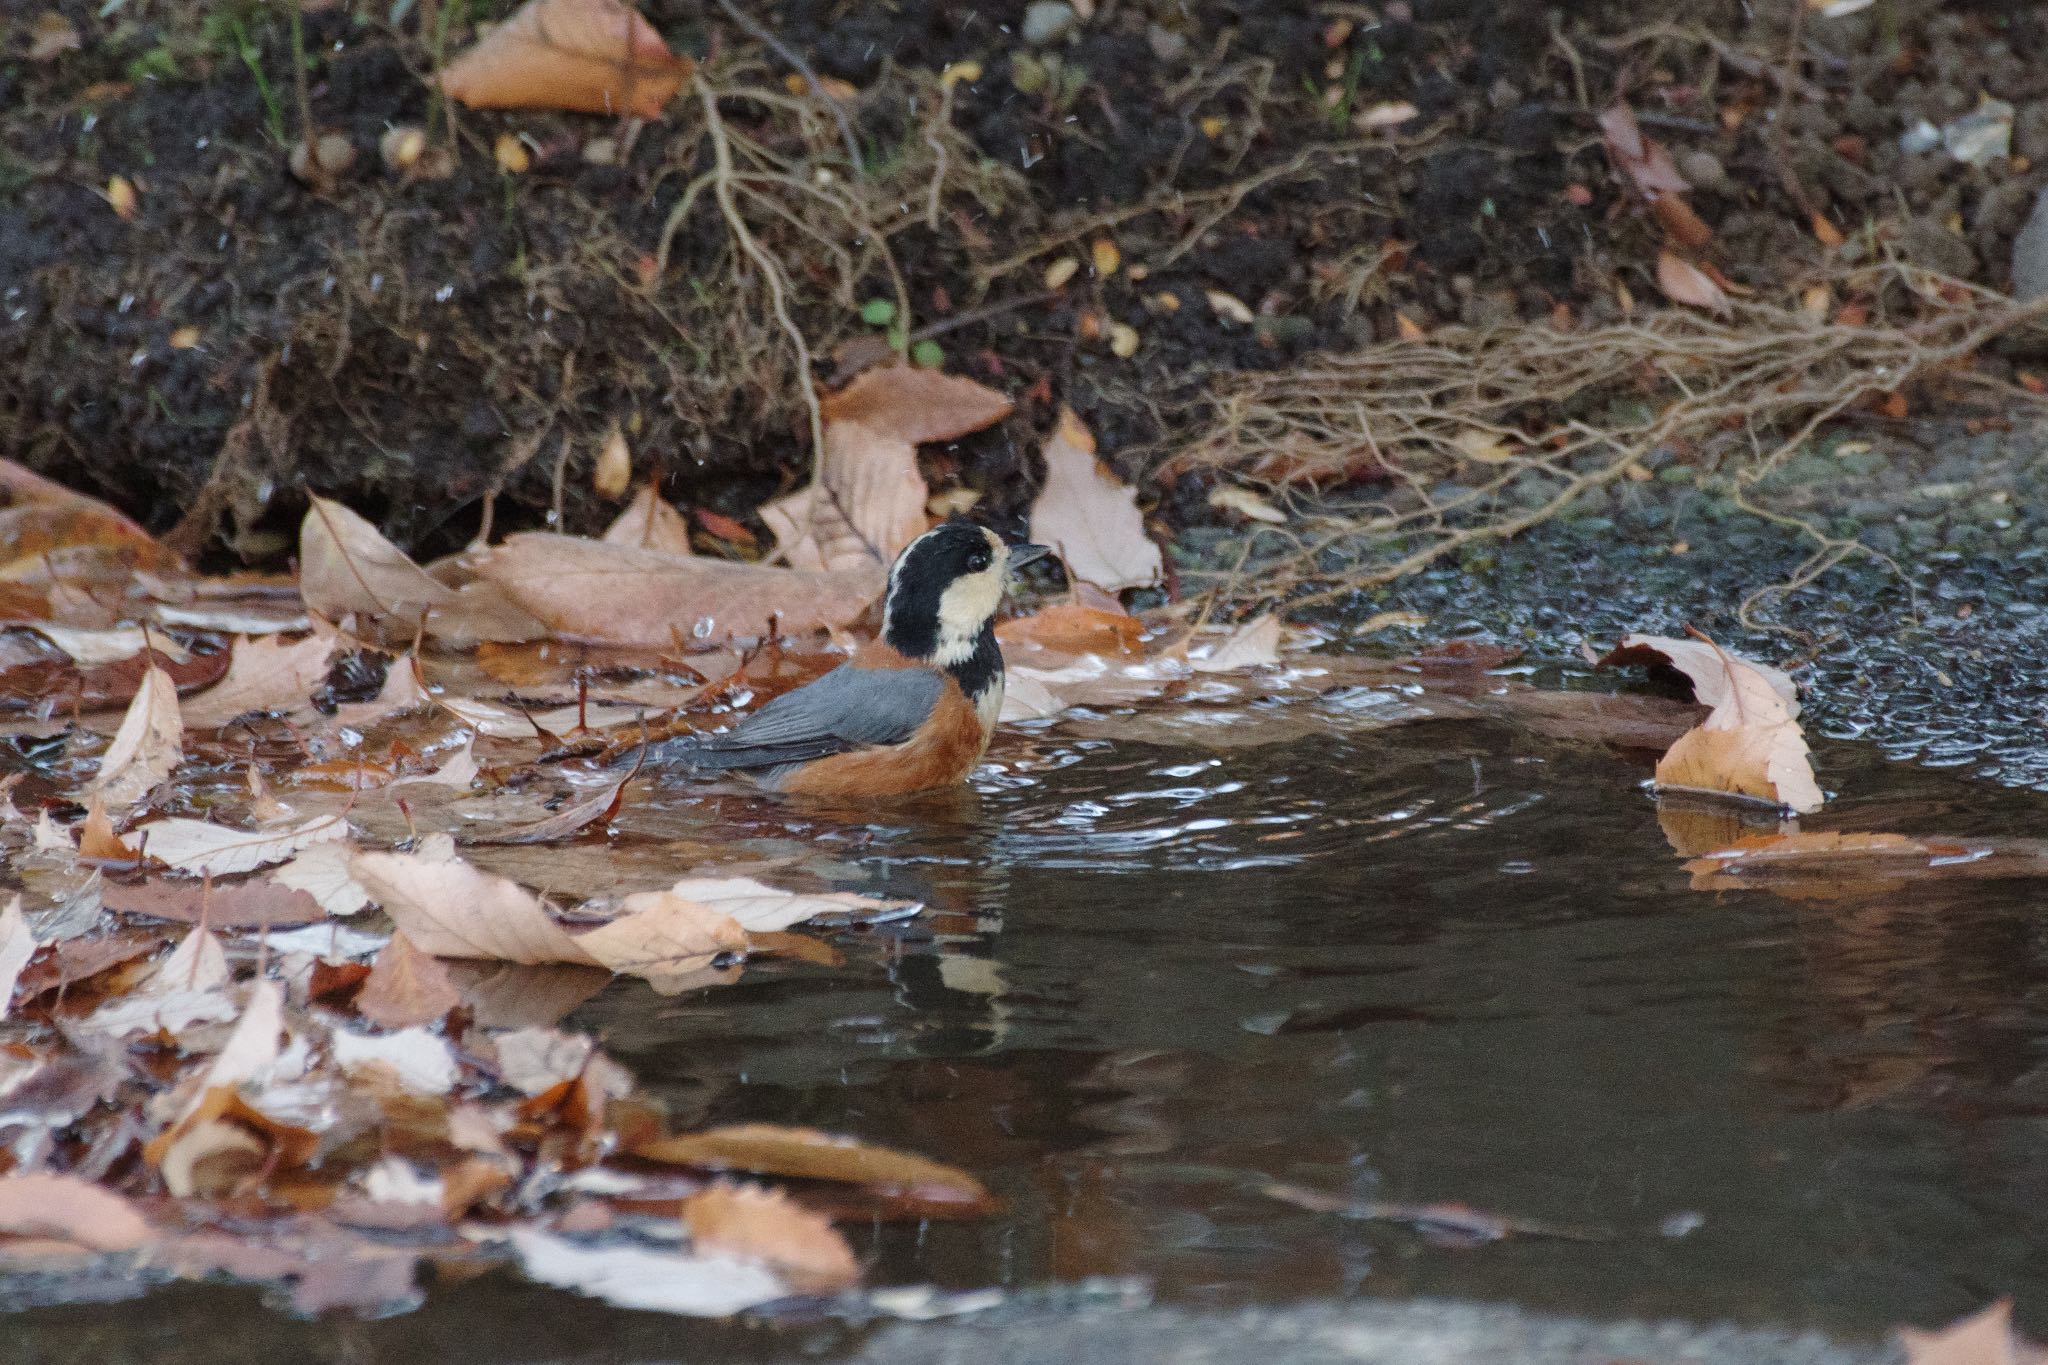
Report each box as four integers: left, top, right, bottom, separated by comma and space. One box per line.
1179, 410, 2048, 789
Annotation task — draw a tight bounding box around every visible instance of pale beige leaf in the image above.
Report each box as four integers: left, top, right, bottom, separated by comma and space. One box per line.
83, 660, 182, 807
1900, 1300, 2047, 1365
438, 0, 692, 120
683, 1182, 859, 1293
0, 898, 33, 1023
272, 841, 372, 917
424, 579, 551, 646
493, 1026, 600, 1095
333, 654, 432, 728
185, 980, 286, 1113
437, 694, 649, 739
1608, 633, 1821, 813
330, 1026, 459, 1094
467, 532, 879, 648
817, 365, 1013, 445
1187, 615, 1282, 673
181, 633, 338, 729
1602, 635, 1799, 717
349, 850, 596, 967
593, 423, 632, 499
129, 814, 353, 877
763, 421, 928, 572
1028, 408, 1161, 591
0, 1174, 150, 1252
1655, 250, 1730, 313
145, 927, 230, 996
571, 889, 746, 979
391, 738, 479, 790
32, 626, 187, 667
664, 877, 916, 933
299, 497, 456, 624
601, 484, 694, 555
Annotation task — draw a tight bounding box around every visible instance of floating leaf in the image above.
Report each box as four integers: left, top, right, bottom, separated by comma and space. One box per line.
634, 1124, 991, 1207
506, 1228, 788, 1316
127, 814, 353, 877
683, 1182, 858, 1293
181, 633, 338, 729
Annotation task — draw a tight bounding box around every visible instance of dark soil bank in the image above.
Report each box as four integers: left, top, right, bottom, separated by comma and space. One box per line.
3, 0, 2045, 563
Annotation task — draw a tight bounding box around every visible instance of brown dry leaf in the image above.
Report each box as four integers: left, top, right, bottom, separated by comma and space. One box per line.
0, 1174, 151, 1252
1901, 1301, 2048, 1365
181, 633, 337, 729
1598, 103, 1689, 197
78, 795, 139, 863
762, 420, 927, 573
465, 532, 877, 648
101, 877, 326, 927
1683, 830, 2048, 896
299, 497, 456, 625
682, 1182, 859, 1293
438, 0, 692, 118
82, 656, 181, 808
470, 770, 631, 844
1601, 632, 1821, 813
996, 602, 1146, 657
1027, 407, 1162, 592
350, 851, 592, 966
593, 423, 632, 498
1649, 192, 1714, 248
1656, 251, 1731, 314
817, 365, 1013, 445
0, 898, 32, 1023
602, 483, 693, 555
634, 1124, 991, 1207
355, 931, 461, 1030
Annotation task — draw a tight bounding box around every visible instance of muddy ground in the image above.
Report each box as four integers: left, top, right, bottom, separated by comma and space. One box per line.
4, 0, 2047, 570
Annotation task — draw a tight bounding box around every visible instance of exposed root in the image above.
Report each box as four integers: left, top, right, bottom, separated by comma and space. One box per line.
1165, 264, 2048, 610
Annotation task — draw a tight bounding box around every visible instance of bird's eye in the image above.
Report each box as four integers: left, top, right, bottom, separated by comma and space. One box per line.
967, 549, 991, 572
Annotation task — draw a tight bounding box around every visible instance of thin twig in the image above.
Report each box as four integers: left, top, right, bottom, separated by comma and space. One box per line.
712, 0, 864, 176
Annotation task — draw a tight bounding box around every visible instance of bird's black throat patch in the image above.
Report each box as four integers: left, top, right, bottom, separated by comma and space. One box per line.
950, 626, 1003, 704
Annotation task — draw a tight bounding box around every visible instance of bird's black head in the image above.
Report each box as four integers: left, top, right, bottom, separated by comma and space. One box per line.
881, 521, 1012, 672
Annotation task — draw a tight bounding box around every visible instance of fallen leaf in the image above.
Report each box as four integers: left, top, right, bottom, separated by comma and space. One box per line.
144, 926, 230, 995
633, 1124, 990, 1207
506, 1228, 788, 1316
465, 533, 878, 648
1354, 100, 1420, 131
299, 497, 456, 626
762, 420, 928, 574
601, 483, 693, 555
180, 633, 337, 729
0, 898, 33, 1022
439, 0, 693, 119
594, 423, 633, 499
1599, 103, 1689, 197
0, 1174, 150, 1251
1655, 250, 1731, 313
1028, 408, 1162, 592
683, 1182, 859, 1293
271, 841, 372, 917
1601, 632, 1821, 813
331, 1026, 460, 1095
997, 603, 1146, 658
355, 931, 461, 1030
82, 656, 182, 808
28, 12, 83, 62
1683, 830, 2048, 895
817, 365, 1013, 445
126, 814, 353, 877
1206, 485, 1287, 524
469, 770, 631, 843
1649, 192, 1714, 249
350, 851, 591, 966
1187, 615, 1281, 672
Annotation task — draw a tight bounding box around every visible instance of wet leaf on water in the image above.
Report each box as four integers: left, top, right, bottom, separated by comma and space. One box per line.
80, 656, 182, 809
127, 813, 353, 877
0, 1173, 151, 1252
100, 876, 328, 928
505, 1227, 789, 1317
1600, 632, 1821, 814
1186, 615, 1282, 672
299, 497, 456, 626
464, 533, 877, 649
331, 1027, 460, 1095
438, 0, 693, 120
682, 1181, 859, 1294
601, 482, 693, 556
146, 926, 230, 995
180, 633, 338, 730
1900, 1300, 2048, 1365
997, 602, 1146, 658
468, 769, 632, 845
632, 1124, 991, 1208
1682, 830, 2048, 896
271, 842, 373, 917
1027, 408, 1162, 592
355, 932, 462, 1030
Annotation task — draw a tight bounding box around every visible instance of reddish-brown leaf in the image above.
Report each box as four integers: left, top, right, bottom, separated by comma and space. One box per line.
438, 0, 693, 119
356, 931, 461, 1030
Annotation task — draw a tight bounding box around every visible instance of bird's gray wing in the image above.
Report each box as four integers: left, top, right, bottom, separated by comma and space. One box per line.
647, 664, 944, 773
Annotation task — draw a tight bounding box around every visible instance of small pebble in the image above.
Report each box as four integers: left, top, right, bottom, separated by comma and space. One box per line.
1022, 0, 1077, 46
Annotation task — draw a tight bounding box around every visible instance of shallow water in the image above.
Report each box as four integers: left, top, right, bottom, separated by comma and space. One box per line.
15, 700, 2048, 1355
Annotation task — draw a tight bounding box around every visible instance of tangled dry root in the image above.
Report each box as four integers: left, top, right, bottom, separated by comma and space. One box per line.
1162, 265, 2048, 607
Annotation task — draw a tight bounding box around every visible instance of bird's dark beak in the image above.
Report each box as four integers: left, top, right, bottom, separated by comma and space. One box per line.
1006, 542, 1051, 572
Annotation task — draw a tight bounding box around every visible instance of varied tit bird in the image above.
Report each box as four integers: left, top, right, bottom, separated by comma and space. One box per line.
640, 522, 1048, 798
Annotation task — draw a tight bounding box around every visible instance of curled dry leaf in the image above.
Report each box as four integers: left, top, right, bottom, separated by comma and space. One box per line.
1600, 633, 1822, 813
1028, 408, 1162, 592
466, 533, 877, 648
299, 497, 456, 626
601, 483, 693, 555
0, 1174, 151, 1252
683, 1182, 859, 1293
634, 1124, 991, 1208
82, 656, 182, 808
469, 769, 631, 844
762, 422, 926, 575
438, 0, 692, 119
181, 633, 338, 730
817, 364, 1014, 446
